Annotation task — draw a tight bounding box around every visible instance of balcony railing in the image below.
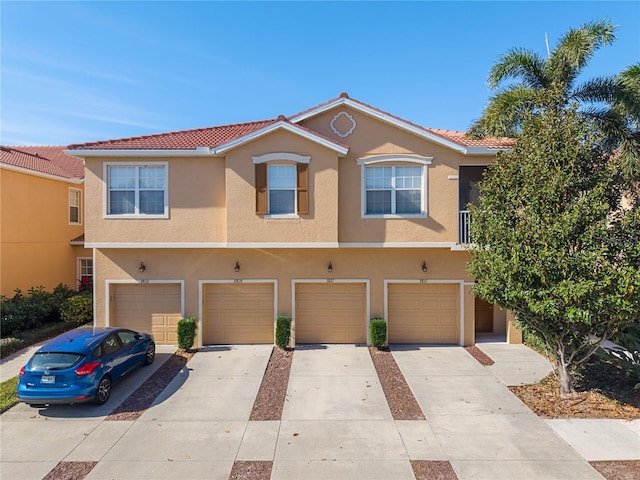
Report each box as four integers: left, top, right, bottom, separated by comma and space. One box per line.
459, 210, 472, 244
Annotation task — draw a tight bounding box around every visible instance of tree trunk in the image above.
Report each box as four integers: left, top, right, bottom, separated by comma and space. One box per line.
555, 343, 577, 397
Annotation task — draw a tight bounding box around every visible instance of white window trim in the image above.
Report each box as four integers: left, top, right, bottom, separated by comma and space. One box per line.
357, 155, 432, 218
69, 188, 82, 225
252, 152, 310, 164
103, 162, 169, 219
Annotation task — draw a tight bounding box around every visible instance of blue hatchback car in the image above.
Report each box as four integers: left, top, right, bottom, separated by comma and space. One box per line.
18, 327, 155, 406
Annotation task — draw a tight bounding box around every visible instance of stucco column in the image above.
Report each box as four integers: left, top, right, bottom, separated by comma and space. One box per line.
506, 310, 523, 344
463, 284, 475, 346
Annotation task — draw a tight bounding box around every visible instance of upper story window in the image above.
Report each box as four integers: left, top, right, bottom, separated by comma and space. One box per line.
357, 155, 432, 218
268, 165, 296, 214
69, 188, 81, 224
253, 153, 310, 217
105, 163, 168, 218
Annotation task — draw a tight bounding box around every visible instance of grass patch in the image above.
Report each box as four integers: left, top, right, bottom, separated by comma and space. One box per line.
0, 376, 19, 413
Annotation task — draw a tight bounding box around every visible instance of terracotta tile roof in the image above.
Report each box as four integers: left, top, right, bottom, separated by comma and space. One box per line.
424, 128, 516, 149
68, 119, 276, 150
0, 146, 84, 179
66, 94, 515, 152
70, 234, 85, 244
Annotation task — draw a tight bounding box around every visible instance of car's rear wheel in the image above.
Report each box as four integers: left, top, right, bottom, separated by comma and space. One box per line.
144, 342, 155, 366
94, 376, 111, 405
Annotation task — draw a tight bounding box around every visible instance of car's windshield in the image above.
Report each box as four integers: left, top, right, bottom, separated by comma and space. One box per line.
30, 352, 85, 371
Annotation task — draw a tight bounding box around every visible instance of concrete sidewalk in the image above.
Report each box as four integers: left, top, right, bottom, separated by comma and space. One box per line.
1, 342, 638, 480
1, 341, 49, 383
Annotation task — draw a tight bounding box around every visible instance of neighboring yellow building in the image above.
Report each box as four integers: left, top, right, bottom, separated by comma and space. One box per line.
0, 146, 91, 297
67, 93, 520, 347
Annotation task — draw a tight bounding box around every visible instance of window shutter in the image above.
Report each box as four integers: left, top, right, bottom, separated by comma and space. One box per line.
297, 163, 309, 215
255, 163, 267, 215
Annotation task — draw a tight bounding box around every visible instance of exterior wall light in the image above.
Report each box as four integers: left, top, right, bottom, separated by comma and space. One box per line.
235, 261, 240, 273
139, 262, 146, 273
422, 261, 428, 273
328, 262, 333, 273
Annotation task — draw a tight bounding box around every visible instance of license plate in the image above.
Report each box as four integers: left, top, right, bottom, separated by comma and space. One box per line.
41, 375, 55, 384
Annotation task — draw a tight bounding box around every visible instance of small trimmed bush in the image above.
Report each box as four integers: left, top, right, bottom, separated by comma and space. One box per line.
275, 316, 291, 348
60, 292, 93, 326
369, 318, 387, 348
177, 317, 197, 351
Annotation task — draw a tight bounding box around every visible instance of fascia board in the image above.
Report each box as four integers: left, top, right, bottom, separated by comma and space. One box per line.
213, 122, 348, 156
64, 147, 213, 158
463, 147, 512, 155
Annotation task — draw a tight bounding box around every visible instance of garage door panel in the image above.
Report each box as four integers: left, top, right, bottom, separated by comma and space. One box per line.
204, 283, 274, 344
295, 283, 366, 344
388, 283, 459, 344
112, 284, 182, 346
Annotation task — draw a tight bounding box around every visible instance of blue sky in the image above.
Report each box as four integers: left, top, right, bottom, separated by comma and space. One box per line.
2, 1, 639, 146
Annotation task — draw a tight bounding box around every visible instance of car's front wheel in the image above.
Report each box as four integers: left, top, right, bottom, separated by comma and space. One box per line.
144, 342, 155, 366
94, 376, 111, 405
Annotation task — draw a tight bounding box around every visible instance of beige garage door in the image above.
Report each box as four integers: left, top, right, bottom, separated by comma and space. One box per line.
203, 283, 274, 344
295, 283, 366, 344
388, 283, 459, 344
111, 284, 182, 345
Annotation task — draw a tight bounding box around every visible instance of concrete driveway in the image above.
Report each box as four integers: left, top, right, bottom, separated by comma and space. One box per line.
1, 343, 637, 479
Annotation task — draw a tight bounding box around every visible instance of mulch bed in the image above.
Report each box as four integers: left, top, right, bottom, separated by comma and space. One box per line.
464, 345, 495, 366
249, 347, 293, 421
106, 349, 194, 421
590, 461, 640, 480
510, 379, 640, 420
229, 461, 273, 480
369, 347, 425, 420
411, 460, 459, 480
42, 461, 97, 480
509, 356, 640, 420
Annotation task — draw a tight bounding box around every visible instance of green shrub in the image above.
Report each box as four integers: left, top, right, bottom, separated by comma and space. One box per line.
0, 284, 77, 336
275, 316, 291, 348
60, 292, 93, 326
0, 337, 25, 358
177, 317, 197, 351
369, 318, 387, 348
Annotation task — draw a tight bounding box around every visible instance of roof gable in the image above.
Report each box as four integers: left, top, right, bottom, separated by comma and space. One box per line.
289, 93, 515, 154
0, 146, 84, 179
213, 117, 348, 156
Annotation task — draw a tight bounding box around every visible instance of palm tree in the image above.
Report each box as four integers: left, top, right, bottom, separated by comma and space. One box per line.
468, 20, 640, 182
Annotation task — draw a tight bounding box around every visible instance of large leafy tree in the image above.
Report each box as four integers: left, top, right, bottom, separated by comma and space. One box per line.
468, 20, 640, 183
468, 105, 640, 396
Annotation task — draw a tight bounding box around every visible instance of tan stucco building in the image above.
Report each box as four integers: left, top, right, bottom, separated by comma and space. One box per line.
0, 146, 91, 297
67, 94, 520, 347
